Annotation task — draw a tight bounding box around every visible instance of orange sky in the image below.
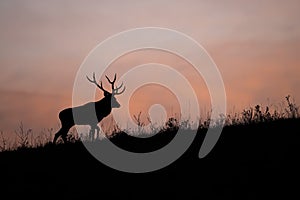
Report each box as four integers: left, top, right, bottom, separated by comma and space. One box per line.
0, 0, 300, 137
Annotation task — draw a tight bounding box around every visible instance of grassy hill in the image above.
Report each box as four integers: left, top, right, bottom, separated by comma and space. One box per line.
0, 117, 299, 199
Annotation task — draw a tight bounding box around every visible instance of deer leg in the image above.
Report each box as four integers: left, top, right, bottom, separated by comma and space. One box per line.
53, 127, 69, 144
89, 125, 99, 141
89, 127, 95, 141
53, 130, 61, 144
61, 132, 68, 143
96, 126, 100, 140
88, 128, 92, 141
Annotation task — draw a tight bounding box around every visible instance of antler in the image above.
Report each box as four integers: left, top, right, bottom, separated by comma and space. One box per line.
106, 73, 126, 95
113, 82, 126, 95
105, 74, 116, 90
86, 73, 109, 94
87, 73, 125, 95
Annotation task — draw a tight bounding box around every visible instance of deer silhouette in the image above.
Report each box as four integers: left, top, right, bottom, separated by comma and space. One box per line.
53, 73, 125, 144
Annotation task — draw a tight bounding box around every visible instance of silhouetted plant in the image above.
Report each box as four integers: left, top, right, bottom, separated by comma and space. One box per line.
263, 106, 272, 121
242, 107, 253, 124
34, 128, 53, 147
215, 114, 226, 127
147, 117, 161, 133
165, 117, 179, 130
66, 134, 79, 143
0, 131, 7, 151
15, 122, 32, 148
253, 105, 262, 122
285, 95, 299, 118
110, 123, 122, 136
252, 105, 272, 122
180, 119, 190, 129
133, 111, 145, 133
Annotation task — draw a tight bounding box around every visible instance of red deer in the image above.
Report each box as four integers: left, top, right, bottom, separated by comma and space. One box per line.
53, 73, 125, 144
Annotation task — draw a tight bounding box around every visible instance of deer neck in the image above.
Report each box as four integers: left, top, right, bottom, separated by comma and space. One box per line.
95, 97, 112, 115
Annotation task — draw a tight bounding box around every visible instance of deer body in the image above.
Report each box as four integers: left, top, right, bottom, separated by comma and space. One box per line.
53, 73, 124, 143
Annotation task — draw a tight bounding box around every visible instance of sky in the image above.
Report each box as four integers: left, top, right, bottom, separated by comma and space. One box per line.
0, 0, 300, 138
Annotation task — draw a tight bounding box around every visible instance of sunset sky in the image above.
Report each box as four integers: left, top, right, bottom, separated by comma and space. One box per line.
1, 0, 300, 137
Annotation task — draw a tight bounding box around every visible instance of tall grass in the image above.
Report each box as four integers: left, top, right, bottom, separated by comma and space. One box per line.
0, 95, 299, 152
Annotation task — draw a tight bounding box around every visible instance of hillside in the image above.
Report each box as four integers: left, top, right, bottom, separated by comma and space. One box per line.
0, 118, 299, 199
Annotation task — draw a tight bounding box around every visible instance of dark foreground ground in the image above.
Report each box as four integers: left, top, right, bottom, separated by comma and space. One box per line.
0, 118, 299, 199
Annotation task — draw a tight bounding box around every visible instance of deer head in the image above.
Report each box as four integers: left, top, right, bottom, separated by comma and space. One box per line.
86, 73, 125, 108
